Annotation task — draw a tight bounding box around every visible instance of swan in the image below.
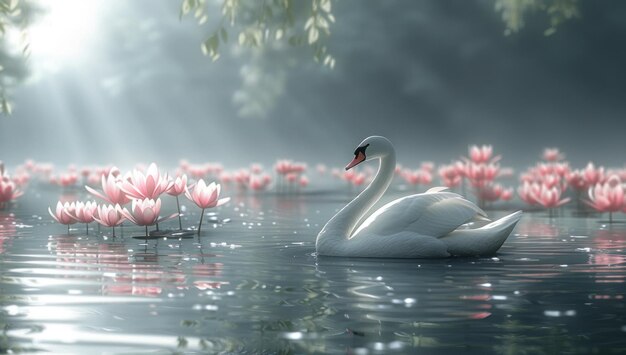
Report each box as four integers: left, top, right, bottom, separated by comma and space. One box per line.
316, 136, 522, 258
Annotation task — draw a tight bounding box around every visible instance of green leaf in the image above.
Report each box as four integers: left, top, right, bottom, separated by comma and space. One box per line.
307, 27, 319, 44
220, 27, 228, 42
179, 0, 191, 20
275, 28, 284, 40
202, 34, 219, 56
304, 16, 314, 30
2, 98, 12, 115
209, 34, 219, 50
320, 0, 331, 13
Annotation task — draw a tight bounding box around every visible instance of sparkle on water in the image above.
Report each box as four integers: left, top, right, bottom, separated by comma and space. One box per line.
1, 188, 625, 354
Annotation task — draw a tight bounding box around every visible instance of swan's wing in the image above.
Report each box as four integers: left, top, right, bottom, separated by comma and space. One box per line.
353, 192, 487, 238
425, 186, 449, 193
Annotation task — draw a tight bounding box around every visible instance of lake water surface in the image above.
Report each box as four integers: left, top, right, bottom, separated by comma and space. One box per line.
1, 188, 625, 354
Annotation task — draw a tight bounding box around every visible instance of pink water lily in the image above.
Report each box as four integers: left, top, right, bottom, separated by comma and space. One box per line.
167, 174, 188, 196
477, 183, 512, 203
93, 204, 126, 236
299, 175, 309, 188
469, 145, 500, 164
583, 162, 605, 186
86, 170, 131, 205
566, 170, 588, 192
185, 180, 230, 209
58, 172, 78, 187
48, 201, 78, 233
68, 201, 97, 224
542, 148, 565, 162
532, 185, 570, 210
438, 164, 462, 188
585, 175, 624, 222
0, 175, 24, 208
121, 163, 173, 200
351, 173, 367, 187
185, 179, 230, 235
518, 181, 540, 205
167, 174, 189, 230
67, 201, 97, 234
93, 204, 125, 227
120, 198, 178, 236
249, 174, 271, 191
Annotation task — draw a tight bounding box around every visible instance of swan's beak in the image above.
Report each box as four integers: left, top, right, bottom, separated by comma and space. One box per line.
345, 151, 366, 170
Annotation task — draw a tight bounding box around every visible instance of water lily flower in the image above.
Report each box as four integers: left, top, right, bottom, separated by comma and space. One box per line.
501, 187, 514, 201
402, 169, 430, 189
583, 162, 605, 186
121, 163, 173, 200
0, 175, 24, 208
48, 201, 77, 233
518, 181, 541, 205
542, 148, 565, 162
438, 164, 462, 189
566, 170, 588, 192
299, 175, 309, 188
185, 179, 230, 235
351, 173, 367, 187
93, 204, 126, 236
67, 201, 97, 234
86, 169, 131, 205
58, 172, 78, 187
167, 174, 188, 230
532, 184, 570, 212
477, 183, 507, 203
120, 198, 177, 237
469, 145, 500, 164
167, 174, 188, 197
470, 162, 500, 184
249, 174, 271, 191
250, 163, 263, 175
585, 175, 624, 223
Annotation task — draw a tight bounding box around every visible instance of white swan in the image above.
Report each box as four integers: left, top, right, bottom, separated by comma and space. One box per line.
316, 136, 522, 258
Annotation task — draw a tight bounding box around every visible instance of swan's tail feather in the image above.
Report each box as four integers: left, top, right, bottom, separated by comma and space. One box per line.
425, 186, 450, 193
441, 211, 522, 256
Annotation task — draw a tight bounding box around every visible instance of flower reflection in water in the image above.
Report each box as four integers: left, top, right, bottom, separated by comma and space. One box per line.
192, 263, 227, 291
0, 212, 17, 254
586, 228, 626, 285
49, 235, 191, 297
515, 219, 561, 238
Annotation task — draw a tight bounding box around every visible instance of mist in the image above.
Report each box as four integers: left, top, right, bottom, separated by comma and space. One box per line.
1, 0, 625, 171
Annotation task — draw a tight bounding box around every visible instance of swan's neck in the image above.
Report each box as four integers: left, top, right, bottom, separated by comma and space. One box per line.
318, 150, 396, 245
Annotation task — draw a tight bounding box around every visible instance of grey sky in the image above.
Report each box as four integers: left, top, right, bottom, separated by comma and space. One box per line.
1, 0, 625, 171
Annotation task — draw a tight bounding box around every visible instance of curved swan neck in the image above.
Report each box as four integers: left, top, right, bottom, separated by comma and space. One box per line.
318, 146, 396, 242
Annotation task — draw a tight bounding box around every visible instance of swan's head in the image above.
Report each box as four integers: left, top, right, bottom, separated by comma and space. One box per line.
345, 136, 393, 170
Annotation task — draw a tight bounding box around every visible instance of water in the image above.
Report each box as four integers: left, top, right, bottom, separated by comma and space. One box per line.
1, 188, 625, 354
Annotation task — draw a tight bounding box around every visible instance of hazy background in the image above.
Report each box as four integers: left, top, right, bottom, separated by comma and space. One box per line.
1, 0, 625, 171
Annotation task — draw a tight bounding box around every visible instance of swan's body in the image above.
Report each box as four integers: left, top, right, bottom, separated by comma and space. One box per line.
316, 136, 522, 258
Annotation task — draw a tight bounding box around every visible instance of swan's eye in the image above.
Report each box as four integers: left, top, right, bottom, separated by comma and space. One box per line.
353, 144, 370, 156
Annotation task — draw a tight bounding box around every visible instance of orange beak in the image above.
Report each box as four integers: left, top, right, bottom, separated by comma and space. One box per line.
345, 151, 366, 170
